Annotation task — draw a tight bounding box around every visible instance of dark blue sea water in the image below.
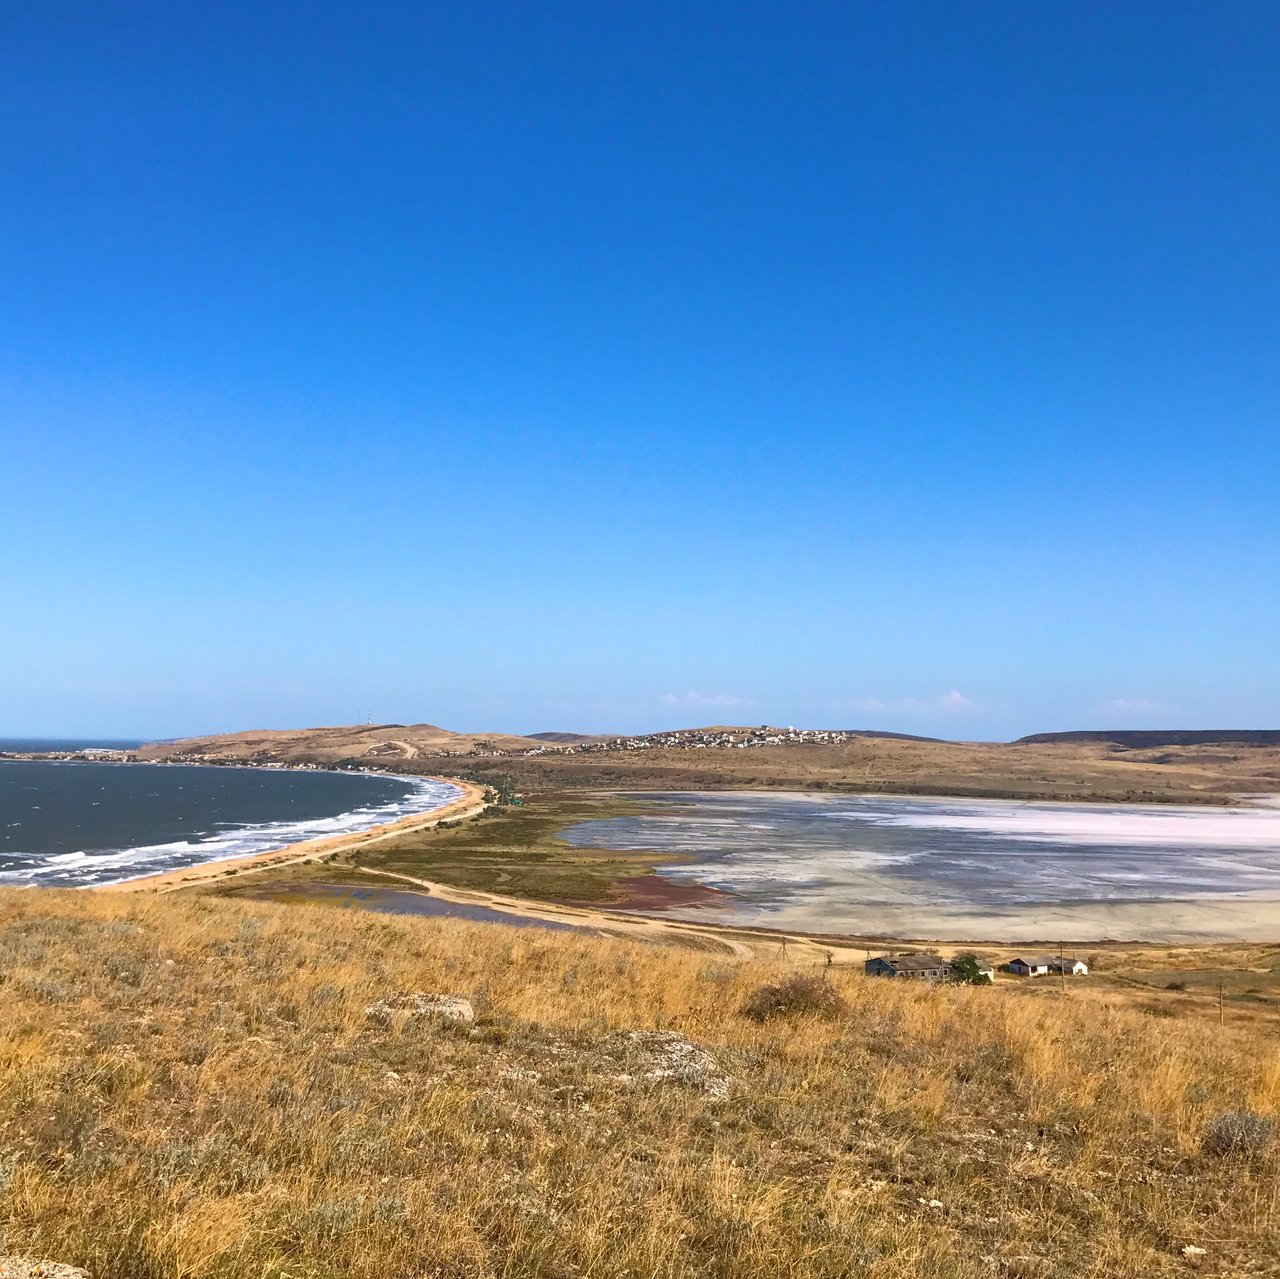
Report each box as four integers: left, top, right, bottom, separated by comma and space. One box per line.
0, 737, 145, 753
0, 759, 460, 888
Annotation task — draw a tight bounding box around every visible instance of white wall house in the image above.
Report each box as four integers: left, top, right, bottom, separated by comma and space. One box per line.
1008, 957, 1052, 977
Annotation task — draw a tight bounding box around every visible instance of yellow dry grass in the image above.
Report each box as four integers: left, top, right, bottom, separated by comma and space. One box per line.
0, 889, 1276, 1279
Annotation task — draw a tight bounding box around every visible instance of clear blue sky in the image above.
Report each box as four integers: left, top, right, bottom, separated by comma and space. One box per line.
3, 2, 1278, 741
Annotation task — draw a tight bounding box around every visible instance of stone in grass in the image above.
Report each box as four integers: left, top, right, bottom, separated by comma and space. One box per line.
613, 1030, 732, 1101
0, 1260, 91, 1279
365, 993, 475, 1027
1201, 1109, 1275, 1158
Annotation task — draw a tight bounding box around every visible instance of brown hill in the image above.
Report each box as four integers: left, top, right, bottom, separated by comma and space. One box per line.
137, 722, 553, 765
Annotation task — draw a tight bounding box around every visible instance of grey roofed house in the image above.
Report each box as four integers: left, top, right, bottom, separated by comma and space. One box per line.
1007, 957, 1053, 976
864, 954, 953, 981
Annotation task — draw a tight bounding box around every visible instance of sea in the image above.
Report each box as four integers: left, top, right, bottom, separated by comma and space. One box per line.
0, 742, 460, 888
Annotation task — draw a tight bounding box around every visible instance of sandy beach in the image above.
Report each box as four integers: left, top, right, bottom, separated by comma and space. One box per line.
103, 778, 487, 894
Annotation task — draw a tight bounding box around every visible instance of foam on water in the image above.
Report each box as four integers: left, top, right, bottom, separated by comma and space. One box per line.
0, 771, 461, 889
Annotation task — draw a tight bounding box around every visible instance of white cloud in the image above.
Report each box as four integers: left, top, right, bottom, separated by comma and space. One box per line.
1104, 697, 1172, 716
660, 690, 758, 709
848, 697, 897, 714
844, 691, 985, 717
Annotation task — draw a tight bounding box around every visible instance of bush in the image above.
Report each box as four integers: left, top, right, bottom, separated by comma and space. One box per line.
950, 952, 992, 985
1202, 1109, 1275, 1158
740, 973, 846, 1024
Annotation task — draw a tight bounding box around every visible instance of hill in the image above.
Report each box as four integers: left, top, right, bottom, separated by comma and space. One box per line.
526, 731, 615, 744
139, 723, 1280, 804
467, 733, 1280, 805
0, 888, 1275, 1277
137, 722, 552, 764
1018, 729, 1280, 747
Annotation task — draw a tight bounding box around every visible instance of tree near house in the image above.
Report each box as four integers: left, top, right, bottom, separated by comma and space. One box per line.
950, 952, 992, 985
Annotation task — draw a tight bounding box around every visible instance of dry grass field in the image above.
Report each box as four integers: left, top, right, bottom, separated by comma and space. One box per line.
419, 736, 1280, 804
1, 889, 1277, 1278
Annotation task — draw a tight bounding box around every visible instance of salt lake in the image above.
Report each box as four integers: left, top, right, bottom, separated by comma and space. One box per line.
560, 792, 1280, 941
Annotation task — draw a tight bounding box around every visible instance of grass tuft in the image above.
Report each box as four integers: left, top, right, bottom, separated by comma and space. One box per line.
740, 972, 847, 1023
1201, 1108, 1275, 1159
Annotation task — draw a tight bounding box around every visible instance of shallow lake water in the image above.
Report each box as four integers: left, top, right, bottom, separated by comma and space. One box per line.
560, 792, 1280, 941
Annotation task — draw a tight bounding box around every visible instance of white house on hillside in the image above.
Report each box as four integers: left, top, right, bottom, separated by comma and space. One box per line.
1050, 956, 1089, 976
1008, 957, 1052, 977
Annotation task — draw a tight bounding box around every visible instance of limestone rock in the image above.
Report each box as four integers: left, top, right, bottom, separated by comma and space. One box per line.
0, 1260, 91, 1279
613, 1030, 732, 1100
364, 993, 475, 1026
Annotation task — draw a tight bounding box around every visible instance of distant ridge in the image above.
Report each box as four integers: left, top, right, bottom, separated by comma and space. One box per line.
838, 729, 943, 743
1017, 729, 1280, 747
528, 732, 614, 744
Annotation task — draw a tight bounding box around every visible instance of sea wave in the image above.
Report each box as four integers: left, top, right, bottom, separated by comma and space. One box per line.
0, 773, 462, 889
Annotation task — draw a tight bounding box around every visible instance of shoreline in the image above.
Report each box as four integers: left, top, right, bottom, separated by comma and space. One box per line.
237, 865, 1280, 953
100, 778, 487, 894
229, 866, 1280, 964
643, 888, 1280, 946
90, 778, 1280, 947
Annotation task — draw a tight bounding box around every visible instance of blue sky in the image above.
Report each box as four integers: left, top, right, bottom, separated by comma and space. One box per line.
3, 2, 1278, 741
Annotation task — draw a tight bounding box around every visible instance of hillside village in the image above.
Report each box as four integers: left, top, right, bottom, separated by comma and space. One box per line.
412, 726, 928, 759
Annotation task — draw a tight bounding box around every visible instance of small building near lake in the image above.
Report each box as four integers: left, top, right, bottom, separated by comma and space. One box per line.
865, 954, 953, 982
1050, 956, 1089, 976
1008, 957, 1053, 977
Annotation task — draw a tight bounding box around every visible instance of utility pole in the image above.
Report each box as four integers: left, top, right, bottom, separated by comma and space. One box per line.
1219, 979, 1225, 1028
1060, 942, 1066, 996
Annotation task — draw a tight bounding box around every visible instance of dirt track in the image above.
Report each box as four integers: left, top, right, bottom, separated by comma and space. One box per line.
347, 864, 882, 964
